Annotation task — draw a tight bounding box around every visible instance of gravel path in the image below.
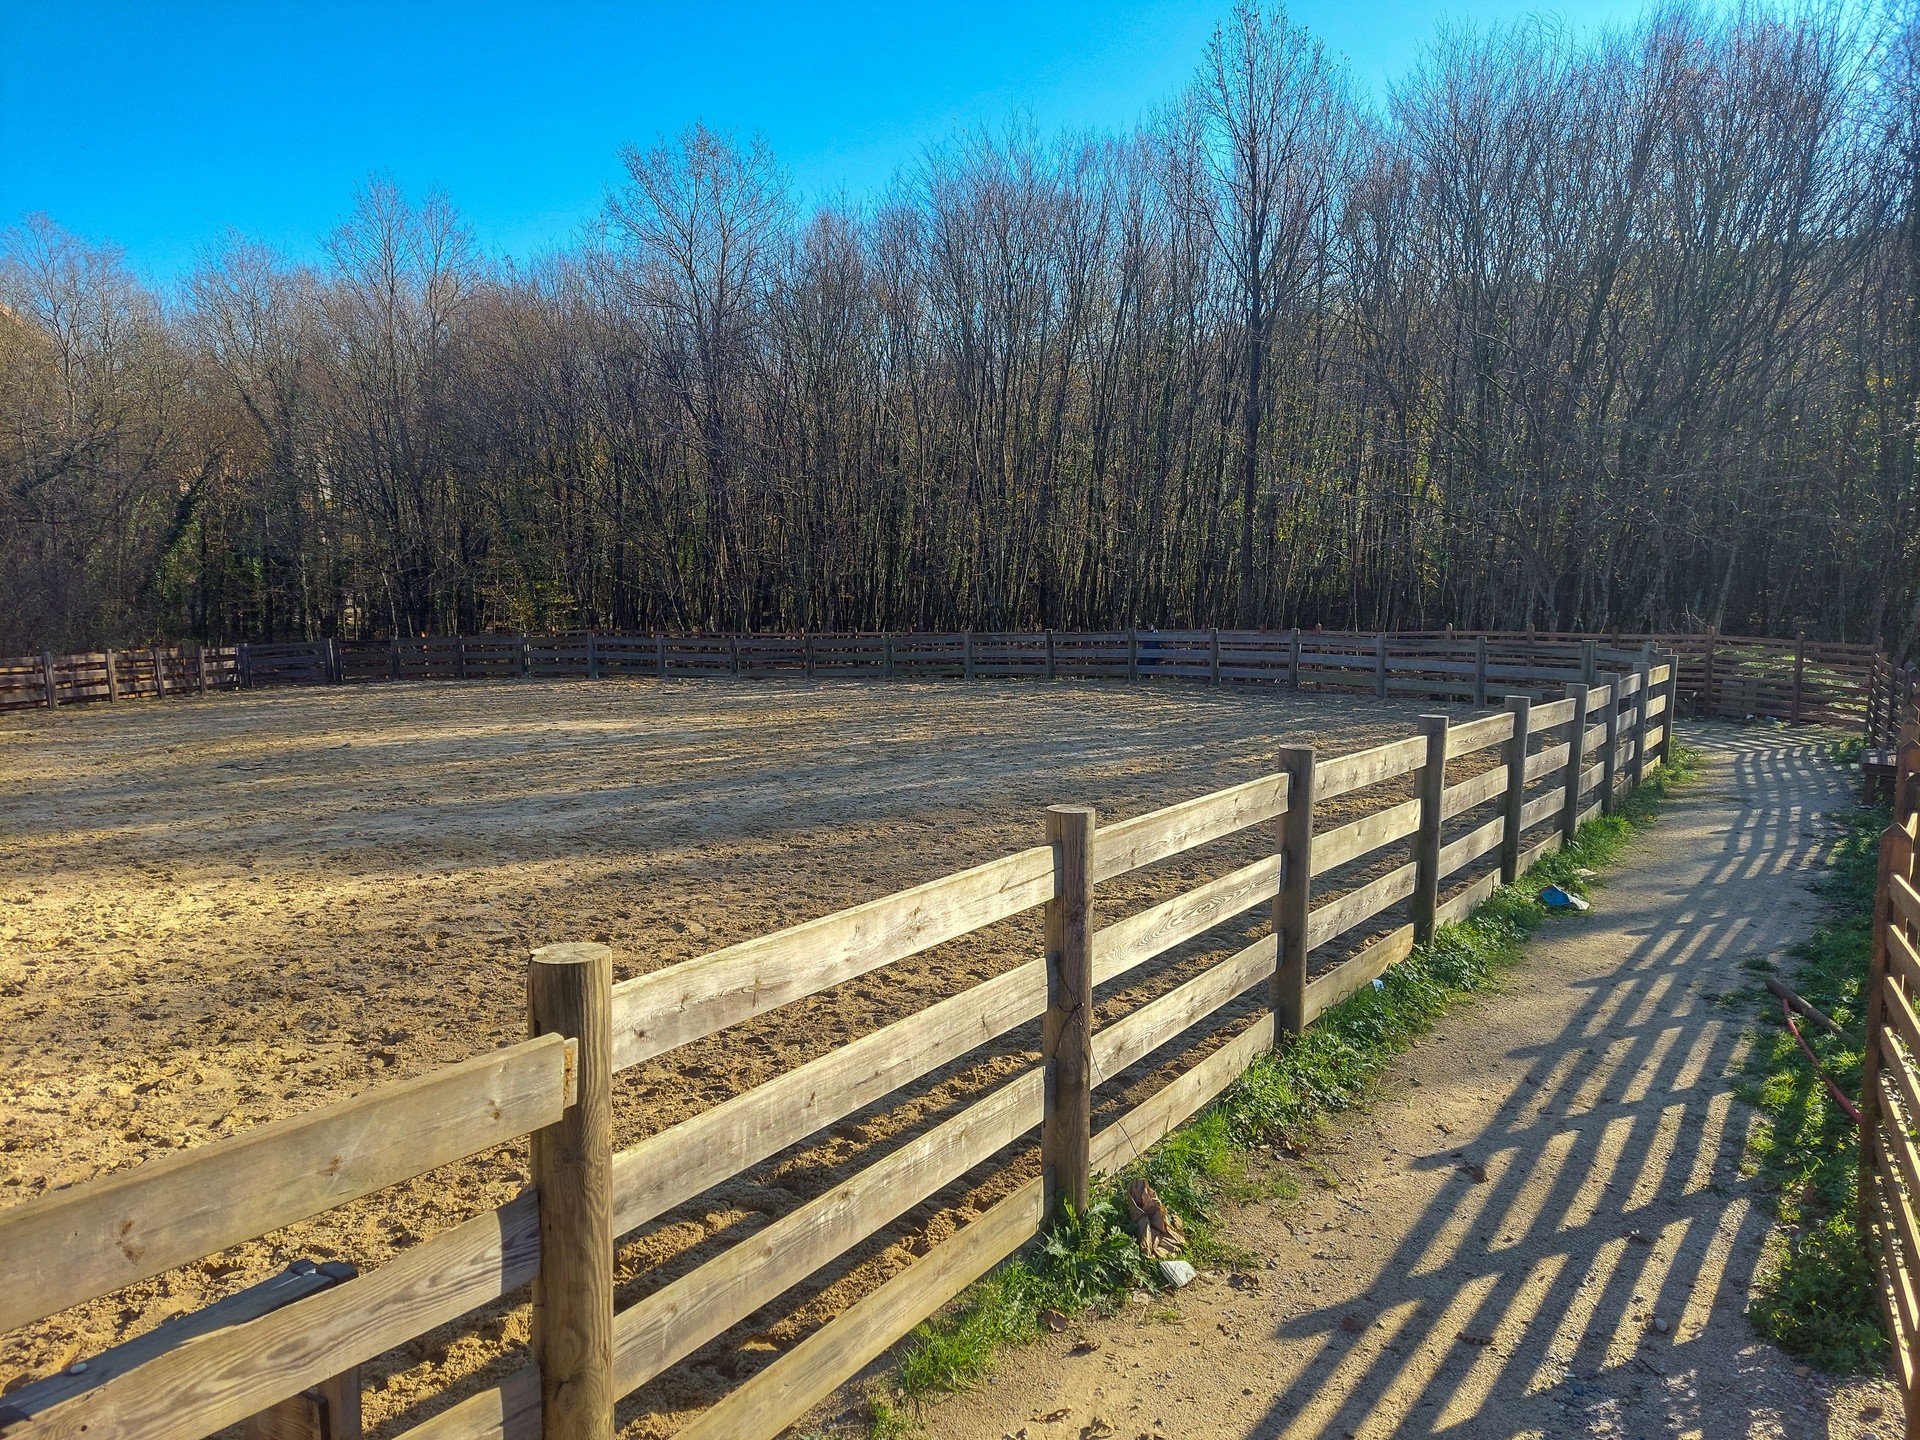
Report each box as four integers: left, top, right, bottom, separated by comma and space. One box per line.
904, 726, 1905, 1440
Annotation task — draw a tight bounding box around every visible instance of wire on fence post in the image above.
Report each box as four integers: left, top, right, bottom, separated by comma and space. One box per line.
1273, 747, 1315, 1037
1041, 805, 1095, 1217
1412, 717, 1448, 942
528, 942, 615, 1440
1500, 694, 1533, 884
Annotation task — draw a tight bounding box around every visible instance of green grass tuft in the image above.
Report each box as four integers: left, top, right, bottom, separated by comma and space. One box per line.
876, 747, 1703, 1432
1738, 798, 1889, 1373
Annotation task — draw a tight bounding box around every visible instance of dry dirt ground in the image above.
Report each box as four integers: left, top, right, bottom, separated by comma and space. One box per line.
0, 677, 1463, 1437
883, 726, 1905, 1440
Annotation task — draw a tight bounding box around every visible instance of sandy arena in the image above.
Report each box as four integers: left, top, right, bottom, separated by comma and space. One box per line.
1, 677, 1492, 1436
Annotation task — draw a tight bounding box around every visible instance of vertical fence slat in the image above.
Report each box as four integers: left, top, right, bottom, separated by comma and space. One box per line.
1041, 806, 1095, 1217
1630, 660, 1651, 790
1562, 682, 1589, 843
1600, 681, 1621, 814
1500, 695, 1533, 884
1274, 747, 1314, 1036
1412, 716, 1448, 940
528, 942, 614, 1440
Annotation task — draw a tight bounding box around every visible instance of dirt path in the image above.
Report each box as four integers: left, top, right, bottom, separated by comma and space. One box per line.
902, 726, 1904, 1440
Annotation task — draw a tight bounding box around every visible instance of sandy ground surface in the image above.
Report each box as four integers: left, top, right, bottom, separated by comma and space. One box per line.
881, 726, 1905, 1440
0, 677, 1490, 1437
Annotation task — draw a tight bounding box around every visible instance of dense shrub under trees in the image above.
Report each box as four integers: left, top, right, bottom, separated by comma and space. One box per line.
2, 3, 1916, 654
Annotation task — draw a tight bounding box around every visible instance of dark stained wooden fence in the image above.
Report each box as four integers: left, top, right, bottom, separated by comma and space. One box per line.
0, 629, 1889, 733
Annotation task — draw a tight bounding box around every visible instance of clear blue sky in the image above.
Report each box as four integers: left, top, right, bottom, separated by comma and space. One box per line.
2, 0, 1649, 283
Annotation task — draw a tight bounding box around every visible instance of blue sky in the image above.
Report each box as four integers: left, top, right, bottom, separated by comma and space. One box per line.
2, 0, 1647, 282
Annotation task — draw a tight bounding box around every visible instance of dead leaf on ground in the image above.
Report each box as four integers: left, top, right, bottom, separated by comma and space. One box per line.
1070, 1338, 1102, 1355
1459, 1162, 1488, 1183
1033, 1407, 1072, 1423
1457, 1331, 1496, 1347
1040, 1308, 1070, 1333
1079, 1420, 1116, 1439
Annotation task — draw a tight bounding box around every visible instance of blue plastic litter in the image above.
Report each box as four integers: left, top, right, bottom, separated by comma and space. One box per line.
1372, 978, 1386, 991
1539, 885, 1590, 912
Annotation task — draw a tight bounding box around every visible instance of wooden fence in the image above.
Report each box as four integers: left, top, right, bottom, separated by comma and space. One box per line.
0, 627, 1885, 732
0, 661, 1680, 1440
1864, 697, 1920, 1437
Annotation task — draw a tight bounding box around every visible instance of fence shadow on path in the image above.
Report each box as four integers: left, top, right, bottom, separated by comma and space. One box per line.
1246, 731, 1856, 1439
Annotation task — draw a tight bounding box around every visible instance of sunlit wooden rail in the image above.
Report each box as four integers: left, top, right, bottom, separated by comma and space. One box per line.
0, 661, 1681, 1440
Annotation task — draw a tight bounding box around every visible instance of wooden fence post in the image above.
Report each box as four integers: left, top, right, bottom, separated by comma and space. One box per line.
152, 646, 168, 698
1412, 716, 1449, 941
655, 634, 666, 679
1127, 628, 1140, 682
965, 631, 976, 681
1581, 639, 1598, 686
528, 942, 615, 1440
195, 645, 209, 694
1274, 747, 1315, 1037
804, 632, 815, 679
1288, 628, 1301, 690
1791, 633, 1806, 724
587, 632, 600, 681
1474, 636, 1489, 707
1562, 683, 1589, 844
241, 1368, 362, 1440
238, 644, 252, 689
1044, 630, 1056, 680
39, 652, 57, 709
729, 634, 740, 677
1600, 680, 1621, 814
1041, 806, 1095, 1217
1374, 633, 1388, 699
1630, 660, 1651, 790
1209, 627, 1220, 685
519, 635, 531, 679
1500, 694, 1533, 884
883, 634, 895, 679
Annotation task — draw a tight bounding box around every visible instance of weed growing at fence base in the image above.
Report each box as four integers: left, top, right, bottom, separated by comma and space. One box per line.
877, 750, 1702, 1423
1738, 795, 1887, 1374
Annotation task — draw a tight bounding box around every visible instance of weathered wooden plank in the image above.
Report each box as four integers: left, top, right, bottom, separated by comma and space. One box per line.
608, 1068, 1046, 1398
1089, 773, 1288, 883
1091, 936, 1274, 1079
1519, 790, 1565, 832
1091, 856, 1279, 986
386, 1365, 540, 1440
1888, 873, 1920, 932
610, 962, 1046, 1236
0, 1036, 571, 1334
609, 846, 1053, 1072
1437, 815, 1505, 879
1580, 763, 1605, 797
1089, 1015, 1274, 1175
1529, 697, 1577, 729
1865, 1180, 1920, 1387
1316, 737, 1427, 802
1440, 765, 1508, 821
1523, 742, 1572, 784
1312, 798, 1421, 877
1302, 925, 1416, 1024
1305, 863, 1418, 950
1435, 871, 1499, 928
1447, 712, 1515, 756
7, 1196, 540, 1440
667, 1175, 1047, 1440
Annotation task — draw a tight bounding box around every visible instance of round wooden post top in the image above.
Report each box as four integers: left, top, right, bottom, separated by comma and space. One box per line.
530, 942, 612, 967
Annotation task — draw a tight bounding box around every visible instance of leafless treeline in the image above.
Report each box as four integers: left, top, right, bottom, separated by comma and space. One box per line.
3, 3, 1917, 654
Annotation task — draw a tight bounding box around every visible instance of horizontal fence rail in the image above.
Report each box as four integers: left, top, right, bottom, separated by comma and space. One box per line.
1, 656, 1685, 1440
2, 627, 1891, 735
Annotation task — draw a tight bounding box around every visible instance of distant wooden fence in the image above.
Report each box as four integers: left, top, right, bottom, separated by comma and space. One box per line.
0, 627, 1890, 732
0, 662, 1681, 1440
1864, 699, 1920, 1436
